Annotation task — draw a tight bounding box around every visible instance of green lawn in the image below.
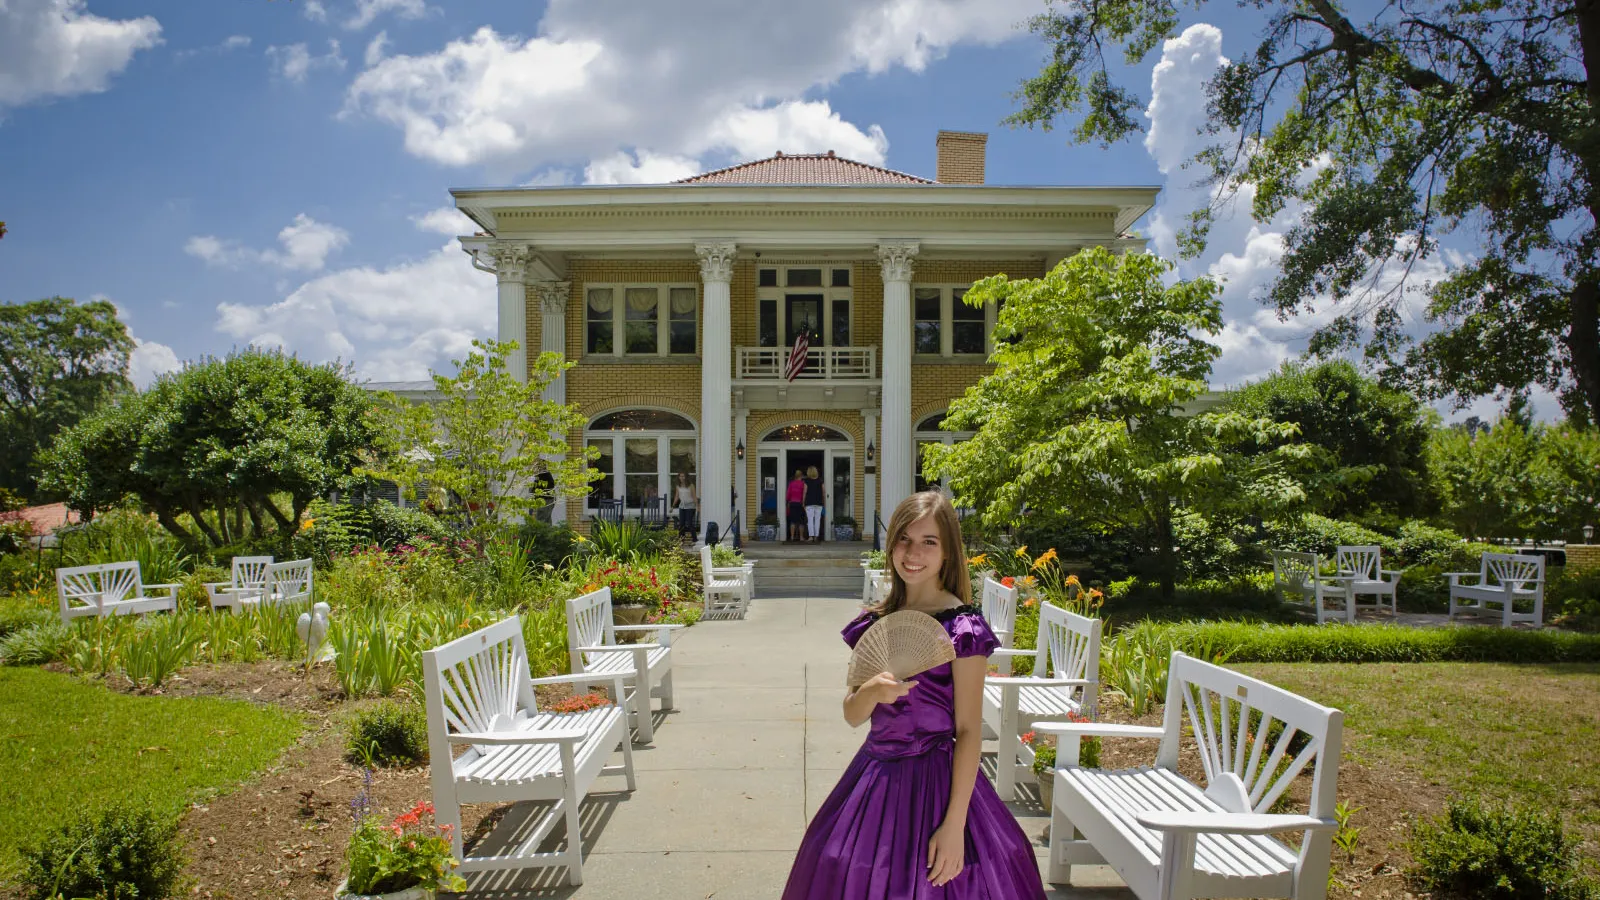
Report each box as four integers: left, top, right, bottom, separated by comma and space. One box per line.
1239, 662, 1600, 851
0, 667, 305, 886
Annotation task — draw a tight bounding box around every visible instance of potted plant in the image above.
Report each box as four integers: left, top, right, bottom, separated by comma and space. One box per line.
338, 800, 468, 900
832, 515, 858, 542
755, 511, 780, 541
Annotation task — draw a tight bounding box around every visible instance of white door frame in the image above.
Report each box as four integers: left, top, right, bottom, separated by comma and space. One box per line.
758, 441, 853, 541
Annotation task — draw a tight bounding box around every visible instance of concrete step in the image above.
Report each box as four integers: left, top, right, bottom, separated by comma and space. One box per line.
751, 555, 868, 599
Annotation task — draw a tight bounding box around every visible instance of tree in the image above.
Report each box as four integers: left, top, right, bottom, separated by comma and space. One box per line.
1224, 359, 1439, 523
1427, 417, 1544, 540
1534, 423, 1600, 540
360, 339, 594, 539
1009, 0, 1600, 425
41, 349, 381, 549
923, 247, 1321, 599
0, 297, 134, 498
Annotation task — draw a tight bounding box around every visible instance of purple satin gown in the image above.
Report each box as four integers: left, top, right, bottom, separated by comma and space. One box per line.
782, 606, 1047, 900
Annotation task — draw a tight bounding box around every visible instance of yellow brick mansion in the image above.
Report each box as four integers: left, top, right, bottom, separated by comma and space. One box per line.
436, 131, 1156, 541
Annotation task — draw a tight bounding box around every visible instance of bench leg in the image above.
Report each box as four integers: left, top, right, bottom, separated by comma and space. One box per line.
436, 792, 464, 863
1156, 830, 1198, 900
659, 668, 675, 711
633, 679, 655, 743
1047, 797, 1075, 884
562, 757, 585, 885
619, 724, 637, 791
997, 702, 1019, 799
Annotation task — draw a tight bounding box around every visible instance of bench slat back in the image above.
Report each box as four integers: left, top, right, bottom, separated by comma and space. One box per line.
1271, 551, 1321, 591
698, 545, 717, 587
423, 616, 535, 743
267, 559, 312, 601
1484, 552, 1543, 587
232, 556, 274, 590
566, 587, 614, 671
1159, 653, 1343, 819
57, 561, 142, 605
1335, 545, 1381, 580
980, 577, 1018, 639
1036, 602, 1100, 689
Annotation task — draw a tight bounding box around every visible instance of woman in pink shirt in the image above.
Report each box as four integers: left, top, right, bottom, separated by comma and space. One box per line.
786, 470, 807, 543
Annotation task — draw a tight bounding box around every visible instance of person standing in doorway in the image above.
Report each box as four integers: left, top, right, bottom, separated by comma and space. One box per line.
803, 465, 825, 543
672, 471, 698, 538
786, 469, 807, 543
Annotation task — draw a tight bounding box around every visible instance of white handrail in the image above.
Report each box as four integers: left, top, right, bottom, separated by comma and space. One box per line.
735, 346, 877, 379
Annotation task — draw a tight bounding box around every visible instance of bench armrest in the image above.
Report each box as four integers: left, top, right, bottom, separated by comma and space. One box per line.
1031, 723, 1165, 740
985, 676, 1093, 688
612, 624, 686, 632
447, 728, 588, 746
1379, 568, 1406, 577
709, 567, 750, 577
528, 672, 628, 691
577, 643, 662, 653
989, 648, 1037, 660
1443, 572, 1480, 585
1136, 811, 1338, 836
143, 583, 181, 592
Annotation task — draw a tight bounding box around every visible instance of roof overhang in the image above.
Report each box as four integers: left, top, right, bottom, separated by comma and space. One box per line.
452, 183, 1159, 257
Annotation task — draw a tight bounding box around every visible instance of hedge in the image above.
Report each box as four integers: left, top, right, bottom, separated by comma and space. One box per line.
1132, 620, 1600, 664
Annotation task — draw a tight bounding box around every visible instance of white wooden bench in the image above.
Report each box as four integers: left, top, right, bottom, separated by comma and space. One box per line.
1447, 551, 1545, 628
424, 616, 635, 886
699, 544, 752, 619
983, 601, 1100, 800
1271, 551, 1356, 624
204, 555, 273, 612
1334, 545, 1401, 617
56, 561, 178, 623
1035, 652, 1342, 900
566, 587, 682, 743
860, 567, 890, 608
979, 575, 1019, 649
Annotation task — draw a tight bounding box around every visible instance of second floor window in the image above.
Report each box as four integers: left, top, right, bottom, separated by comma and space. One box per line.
914, 285, 1000, 357
586, 285, 698, 357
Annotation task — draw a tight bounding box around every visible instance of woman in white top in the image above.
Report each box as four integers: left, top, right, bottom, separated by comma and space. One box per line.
672, 471, 698, 537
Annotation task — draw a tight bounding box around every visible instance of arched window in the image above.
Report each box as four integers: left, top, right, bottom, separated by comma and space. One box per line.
761, 424, 849, 442
914, 411, 973, 494
585, 409, 697, 511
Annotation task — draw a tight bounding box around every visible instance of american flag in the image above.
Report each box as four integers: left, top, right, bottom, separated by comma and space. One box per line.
785, 327, 810, 381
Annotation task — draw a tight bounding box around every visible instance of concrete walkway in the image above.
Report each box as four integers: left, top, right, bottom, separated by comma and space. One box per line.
463, 596, 1129, 898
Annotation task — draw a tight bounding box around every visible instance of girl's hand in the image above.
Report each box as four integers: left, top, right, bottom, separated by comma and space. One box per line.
927, 820, 965, 886
858, 671, 915, 705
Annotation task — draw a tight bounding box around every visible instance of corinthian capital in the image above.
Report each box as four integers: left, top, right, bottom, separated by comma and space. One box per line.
695, 240, 738, 284
485, 243, 531, 283
529, 280, 571, 313
877, 241, 919, 283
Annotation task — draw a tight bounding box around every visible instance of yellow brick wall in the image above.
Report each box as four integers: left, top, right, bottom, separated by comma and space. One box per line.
1566, 545, 1600, 573
935, 130, 987, 185
537, 256, 1043, 533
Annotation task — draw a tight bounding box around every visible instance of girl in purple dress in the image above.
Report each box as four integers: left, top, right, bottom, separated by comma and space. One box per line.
782, 492, 1047, 899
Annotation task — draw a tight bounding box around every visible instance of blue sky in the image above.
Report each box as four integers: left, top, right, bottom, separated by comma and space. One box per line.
0, 0, 1509, 419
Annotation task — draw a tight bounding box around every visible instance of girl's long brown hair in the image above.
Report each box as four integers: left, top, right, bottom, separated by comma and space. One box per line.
870, 491, 970, 615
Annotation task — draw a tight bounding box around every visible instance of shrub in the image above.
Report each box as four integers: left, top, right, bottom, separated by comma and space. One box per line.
1262, 513, 1397, 558
514, 519, 578, 569
1142, 620, 1600, 663
1409, 799, 1596, 900
1394, 520, 1467, 568
120, 616, 203, 688
0, 621, 72, 666
176, 564, 228, 611
1549, 566, 1600, 632
0, 602, 51, 640
20, 803, 185, 900
0, 551, 50, 595
346, 700, 429, 767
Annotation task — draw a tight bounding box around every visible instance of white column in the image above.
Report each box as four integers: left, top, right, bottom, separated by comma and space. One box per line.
696, 241, 737, 540
877, 241, 918, 519
490, 243, 531, 383
530, 280, 571, 525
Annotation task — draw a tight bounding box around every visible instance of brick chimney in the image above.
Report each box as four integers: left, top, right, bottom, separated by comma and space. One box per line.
935, 130, 987, 184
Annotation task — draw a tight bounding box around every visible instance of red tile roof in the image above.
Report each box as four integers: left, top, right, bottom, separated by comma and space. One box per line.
676, 151, 933, 185
0, 502, 80, 536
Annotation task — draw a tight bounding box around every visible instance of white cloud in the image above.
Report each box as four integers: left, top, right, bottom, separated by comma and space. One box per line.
186, 214, 351, 272
583, 150, 702, 185
214, 239, 494, 381
0, 0, 161, 109
364, 30, 389, 67
411, 207, 474, 234
341, 0, 1034, 174
302, 1, 328, 24
267, 40, 347, 82
222, 35, 251, 51
129, 338, 182, 388
346, 0, 426, 30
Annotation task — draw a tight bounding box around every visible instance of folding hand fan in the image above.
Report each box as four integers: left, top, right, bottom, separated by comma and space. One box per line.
846, 609, 957, 689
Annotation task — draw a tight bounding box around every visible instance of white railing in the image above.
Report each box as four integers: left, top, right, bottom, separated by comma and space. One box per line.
735, 346, 877, 380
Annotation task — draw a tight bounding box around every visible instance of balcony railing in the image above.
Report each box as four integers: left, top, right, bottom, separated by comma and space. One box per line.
735, 346, 877, 380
